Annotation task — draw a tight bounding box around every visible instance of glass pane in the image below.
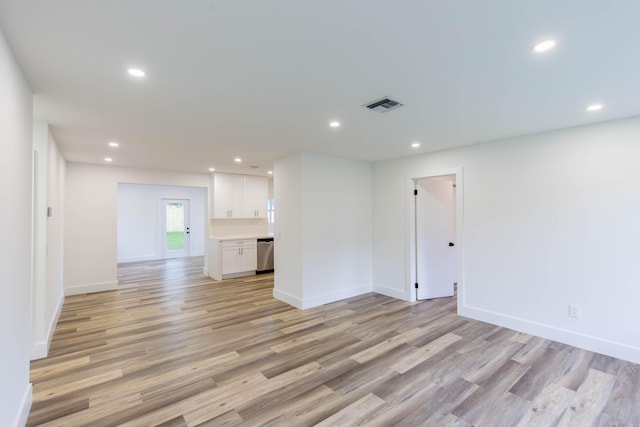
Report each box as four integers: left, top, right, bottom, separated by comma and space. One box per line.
267, 198, 274, 225
166, 203, 184, 251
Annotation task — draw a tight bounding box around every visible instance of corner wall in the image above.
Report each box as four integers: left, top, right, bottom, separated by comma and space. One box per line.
373, 115, 640, 363
0, 26, 34, 427
274, 153, 372, 309
64, 163, 210, 295
273, 154, 304, 306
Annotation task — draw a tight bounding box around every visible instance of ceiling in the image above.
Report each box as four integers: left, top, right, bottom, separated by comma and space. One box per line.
1, 1, 639, 176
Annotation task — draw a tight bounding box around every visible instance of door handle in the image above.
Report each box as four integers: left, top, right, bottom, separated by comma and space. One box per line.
449, 242, 455, 247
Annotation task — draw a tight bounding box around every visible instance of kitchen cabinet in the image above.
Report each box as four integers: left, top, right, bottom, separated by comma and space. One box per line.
221, 239, 257, 275
242, 175, 269, 218
210, 173, 268, 219
211, 173, 243, 218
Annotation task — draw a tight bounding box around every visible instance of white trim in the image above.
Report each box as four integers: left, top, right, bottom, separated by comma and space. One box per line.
459, 305, 640, 365
408, 167, 464, 306
31, 291, 64, 360
31, 341, 47, 360
202, 267, 209, 276
117, 254, 160, 263
300, 284, 372, 310
14, 383, 32, 427
65, 280, 118, 296
222, 271, 256, 280
373, 284, 409, 301
273, 288, 303, 309
118, 251, 205, 264
47, 292, 64, 346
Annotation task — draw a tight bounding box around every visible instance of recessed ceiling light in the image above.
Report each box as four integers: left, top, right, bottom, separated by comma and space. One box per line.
104, 157, 113, 162
108, 141, 119, 147
411, 142, 421, 148
267, 171, 273, 175
586, 103, 603, 112
533, 40, 556, 53
329, 121, 340, 128
234, 157, 242, 163
208, 167, 216, 172
127, 68, 146, 78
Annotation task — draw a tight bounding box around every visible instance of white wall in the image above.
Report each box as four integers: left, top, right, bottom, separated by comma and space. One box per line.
117, 184, 206, 262
273, 154, 304, 305
373, 115, 640, 363
46, 130, 65, 341
31, 122, 65, 360
65, 163, 209, 295
274, 153, 372, 309
0, 26, 34, 427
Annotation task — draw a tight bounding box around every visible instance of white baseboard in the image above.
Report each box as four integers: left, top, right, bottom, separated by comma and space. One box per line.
274, 284, 373, 310
117, 254, 158, 263
118, 252, 205, 264
459, 305, 640, 365
31, 341, 47, 360
301, 284, 372, 310
31, 291, 65, 360
222, 271, 256, 280
14, 382, 32, 427
202, 267, 209, 276
47, 292, 64, 348
273, 288, 303, 309
373, 283, 409, 301
65, 280, 118, 296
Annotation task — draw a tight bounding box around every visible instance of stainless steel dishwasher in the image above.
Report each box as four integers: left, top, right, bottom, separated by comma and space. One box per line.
256, 238, 274, 273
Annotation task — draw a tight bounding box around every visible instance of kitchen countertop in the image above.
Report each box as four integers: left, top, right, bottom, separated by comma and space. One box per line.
209, 234, 274, 242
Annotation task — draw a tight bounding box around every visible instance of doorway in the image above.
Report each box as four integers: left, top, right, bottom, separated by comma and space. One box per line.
117, 184, 206, 263
161, 199, 190, 258
413, 171, 461, 301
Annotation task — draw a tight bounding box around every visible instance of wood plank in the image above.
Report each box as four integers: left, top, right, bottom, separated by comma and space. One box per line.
314, 392, 386, 426
557, 368, 617, 426
391, 332, 462, 374
516, 382, 575, 427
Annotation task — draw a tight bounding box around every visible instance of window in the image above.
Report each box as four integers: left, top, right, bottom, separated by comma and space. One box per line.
267, 198, 274, 225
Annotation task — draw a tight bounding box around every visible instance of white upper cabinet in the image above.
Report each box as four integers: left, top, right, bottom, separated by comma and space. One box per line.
210, 173, 268, 219
211, 173, 243, 218
242, 175, 269, 218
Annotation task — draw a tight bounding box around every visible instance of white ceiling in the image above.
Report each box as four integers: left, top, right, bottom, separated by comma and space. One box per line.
2, 1, 639, 175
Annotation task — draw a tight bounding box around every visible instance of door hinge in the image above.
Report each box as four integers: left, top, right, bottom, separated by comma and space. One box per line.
413, 189, 418, 196
415, 282, 419, 289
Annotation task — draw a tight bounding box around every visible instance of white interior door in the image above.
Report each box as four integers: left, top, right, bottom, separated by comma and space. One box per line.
416, 176, 455, 300
161, 199, 190, 258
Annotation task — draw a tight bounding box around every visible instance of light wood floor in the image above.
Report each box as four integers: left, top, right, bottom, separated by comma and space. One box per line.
28, 257, 640, 426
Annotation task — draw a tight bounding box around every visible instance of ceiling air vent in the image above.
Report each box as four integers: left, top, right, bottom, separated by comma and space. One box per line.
364, 97, 404, 113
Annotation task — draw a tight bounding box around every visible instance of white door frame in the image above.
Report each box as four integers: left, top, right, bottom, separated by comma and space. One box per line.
408, 167, 464, 307
160, 198, 191, 258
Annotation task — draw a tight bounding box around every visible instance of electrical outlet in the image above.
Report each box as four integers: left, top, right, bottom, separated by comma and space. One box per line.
568, 304, 581, 319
